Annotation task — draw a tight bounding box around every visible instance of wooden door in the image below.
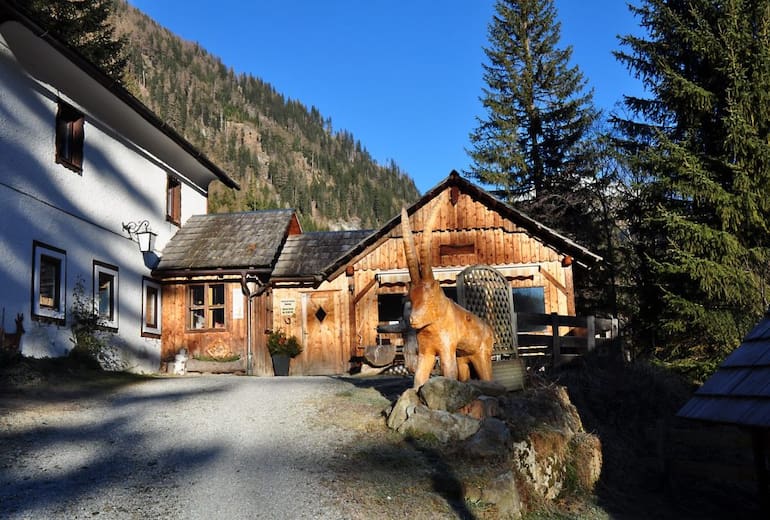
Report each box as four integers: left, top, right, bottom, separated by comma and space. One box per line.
251, 290, 274, 376
299, 290, 345, 375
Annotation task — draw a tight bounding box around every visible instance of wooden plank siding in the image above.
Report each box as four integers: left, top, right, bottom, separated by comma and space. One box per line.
271, 276, 352, 375
161, 282, 273, 374
345, 188, 575, 356
161, 282, 247, 362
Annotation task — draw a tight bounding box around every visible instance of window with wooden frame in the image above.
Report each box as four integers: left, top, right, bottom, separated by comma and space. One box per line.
166, 175, 181, 225
187, 283, 225, 331
142, 278, 162, 336
93, 261, 119, 330
32, 242, 66, 321
55, 100, 85, 172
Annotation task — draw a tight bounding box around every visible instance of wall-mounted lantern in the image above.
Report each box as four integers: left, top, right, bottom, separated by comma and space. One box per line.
122, 220, 157, 253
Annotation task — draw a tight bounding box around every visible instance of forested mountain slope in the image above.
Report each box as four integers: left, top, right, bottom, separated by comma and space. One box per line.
111, 1, 420, 230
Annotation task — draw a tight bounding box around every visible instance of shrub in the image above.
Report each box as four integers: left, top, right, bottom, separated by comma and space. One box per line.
267, 329, 303, 358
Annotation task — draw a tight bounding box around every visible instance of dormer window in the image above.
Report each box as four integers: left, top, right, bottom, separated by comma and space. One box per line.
55, 101, 85, 173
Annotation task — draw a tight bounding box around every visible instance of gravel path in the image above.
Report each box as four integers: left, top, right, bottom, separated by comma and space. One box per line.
0, 375, 363, 519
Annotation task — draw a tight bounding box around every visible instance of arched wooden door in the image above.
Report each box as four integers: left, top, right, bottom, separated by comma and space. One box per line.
299, 290, 345, 375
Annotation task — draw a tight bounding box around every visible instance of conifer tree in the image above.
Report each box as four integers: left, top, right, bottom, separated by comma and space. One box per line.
23, 0, 127, 80
467, 0, 599, 227
614, 0, 770, 366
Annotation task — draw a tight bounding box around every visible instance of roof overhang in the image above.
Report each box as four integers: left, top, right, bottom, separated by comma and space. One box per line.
0, 3, 239, 191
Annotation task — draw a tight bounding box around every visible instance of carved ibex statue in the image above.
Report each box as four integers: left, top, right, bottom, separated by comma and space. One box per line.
401, 196, 493, 388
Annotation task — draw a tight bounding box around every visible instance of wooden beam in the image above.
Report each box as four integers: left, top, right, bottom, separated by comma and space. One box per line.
353, 276, 378, 306
540, 267, 568, 295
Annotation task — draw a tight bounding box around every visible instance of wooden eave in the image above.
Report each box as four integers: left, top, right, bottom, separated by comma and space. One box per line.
0, 0, 239, 191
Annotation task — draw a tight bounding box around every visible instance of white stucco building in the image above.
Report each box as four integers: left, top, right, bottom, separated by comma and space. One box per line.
0, 2, 238, 371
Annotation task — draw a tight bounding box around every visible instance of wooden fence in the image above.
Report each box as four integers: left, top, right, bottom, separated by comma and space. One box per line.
512, 312, 621, 368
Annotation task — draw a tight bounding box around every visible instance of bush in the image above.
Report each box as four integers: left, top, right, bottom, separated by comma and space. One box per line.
69, 277, 126, 370
267, 329, 303, 358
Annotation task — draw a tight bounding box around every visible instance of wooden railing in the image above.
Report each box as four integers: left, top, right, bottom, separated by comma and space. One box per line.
513, 312, 620, 368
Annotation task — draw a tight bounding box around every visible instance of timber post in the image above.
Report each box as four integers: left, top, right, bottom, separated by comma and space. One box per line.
586, 315, 595, 352
551, 312, 561, 367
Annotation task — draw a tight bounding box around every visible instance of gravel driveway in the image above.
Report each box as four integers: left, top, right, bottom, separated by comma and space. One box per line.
0, 375, 369, 519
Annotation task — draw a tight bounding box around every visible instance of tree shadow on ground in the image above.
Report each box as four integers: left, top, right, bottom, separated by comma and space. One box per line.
0, 377, 230, 518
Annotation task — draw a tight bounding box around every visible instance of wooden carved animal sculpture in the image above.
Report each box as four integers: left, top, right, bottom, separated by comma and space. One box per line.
401, 201, 493, 388
1, 313, 25, 351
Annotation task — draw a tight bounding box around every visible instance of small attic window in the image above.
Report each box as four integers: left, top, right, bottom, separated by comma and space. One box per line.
167, 175, 181, 225
55, 101, 84, 173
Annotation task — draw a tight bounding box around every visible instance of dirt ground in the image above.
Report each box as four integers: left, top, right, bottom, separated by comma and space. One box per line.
0, 356, 766, 519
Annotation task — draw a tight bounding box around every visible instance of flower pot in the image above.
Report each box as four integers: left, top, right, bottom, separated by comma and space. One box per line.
272, 354, 290, 376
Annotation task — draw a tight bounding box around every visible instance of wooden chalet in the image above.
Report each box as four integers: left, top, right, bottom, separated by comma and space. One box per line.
270, 171, 602, 375
152, 210, 301, 375
153, 172, 602, 377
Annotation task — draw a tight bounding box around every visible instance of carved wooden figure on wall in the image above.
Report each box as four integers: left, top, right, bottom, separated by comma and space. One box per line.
401, 196, 493, 388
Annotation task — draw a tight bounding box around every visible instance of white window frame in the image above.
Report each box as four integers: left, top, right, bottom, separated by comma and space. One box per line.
93, 261, 119, 330
32, 242, 67, 321
142, 278, 162, 336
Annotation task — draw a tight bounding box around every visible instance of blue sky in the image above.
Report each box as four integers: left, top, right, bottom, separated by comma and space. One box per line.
127, 1, 644, 194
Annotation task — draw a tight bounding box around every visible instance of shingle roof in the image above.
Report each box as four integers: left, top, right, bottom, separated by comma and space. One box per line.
273, 230, 373, 278
155, 210, 295, 272
678, 312, 770, 427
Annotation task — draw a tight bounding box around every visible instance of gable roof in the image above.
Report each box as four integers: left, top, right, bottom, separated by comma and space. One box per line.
272, 230, 374, 281
677, 313, 770, 428
154, 210, 296, 275
322, 170, 603, 280
0, 0, 239, 191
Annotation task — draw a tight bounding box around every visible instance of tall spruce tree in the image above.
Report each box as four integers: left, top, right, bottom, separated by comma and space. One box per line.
467, 0, 599, 229
23, 0, 127, 80
614, 0, 770, 367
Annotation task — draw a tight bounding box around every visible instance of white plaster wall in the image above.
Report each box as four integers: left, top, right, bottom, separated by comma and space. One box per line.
0, 32, 209, 372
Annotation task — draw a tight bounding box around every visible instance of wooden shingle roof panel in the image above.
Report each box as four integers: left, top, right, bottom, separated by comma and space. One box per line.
731, 368, 770, 397
273, 230, 373, 278
697, 369, 746, 395
721, 341, 770, 367
155, 210, 295, 271
678, 313, 770, 427
742, 318, 770, 341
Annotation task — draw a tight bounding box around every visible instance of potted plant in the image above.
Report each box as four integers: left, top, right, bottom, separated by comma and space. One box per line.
267, 329, 303, 376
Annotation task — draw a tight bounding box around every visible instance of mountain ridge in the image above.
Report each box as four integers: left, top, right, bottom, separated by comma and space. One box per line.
112, 0, 421, 231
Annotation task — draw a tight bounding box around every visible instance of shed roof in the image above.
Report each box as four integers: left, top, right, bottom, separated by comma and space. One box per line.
678, 312, 770, 428
154, 210, 296, 273
272, 230, 373, 279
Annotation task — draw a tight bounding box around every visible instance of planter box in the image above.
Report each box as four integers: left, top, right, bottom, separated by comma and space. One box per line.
185, 358, 246, 374
272, 354, 290, 376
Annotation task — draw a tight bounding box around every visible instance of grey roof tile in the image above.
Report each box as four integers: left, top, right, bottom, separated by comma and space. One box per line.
678, 314, 770, 427
273, 230, 373, 278
156, 210, 295, 271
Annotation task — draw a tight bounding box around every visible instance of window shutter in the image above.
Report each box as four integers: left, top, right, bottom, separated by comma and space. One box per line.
71, 116, 84, 170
